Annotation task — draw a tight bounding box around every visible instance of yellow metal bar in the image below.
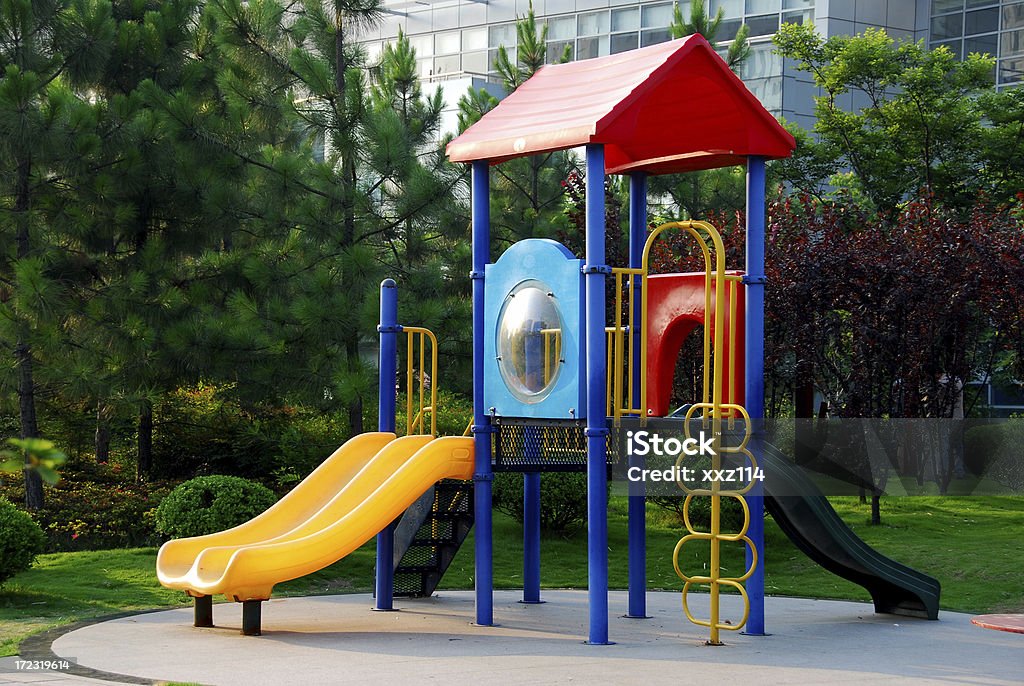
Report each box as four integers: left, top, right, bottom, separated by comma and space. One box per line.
402, 326, 439, 437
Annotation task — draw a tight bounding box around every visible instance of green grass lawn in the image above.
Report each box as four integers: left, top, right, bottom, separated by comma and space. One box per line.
2, 496, 1021, 656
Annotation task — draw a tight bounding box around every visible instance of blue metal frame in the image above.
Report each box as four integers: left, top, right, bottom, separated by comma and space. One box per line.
626, 172, 648, 619
744, 156, 767, 636
375, 279, 399, 611
584, 145, 611, 645
522, 470, 542, 603
472, 160, 495, 626
483, 240, 586, 419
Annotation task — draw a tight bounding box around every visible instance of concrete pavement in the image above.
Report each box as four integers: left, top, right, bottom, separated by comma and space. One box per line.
4, 591, 1020, 686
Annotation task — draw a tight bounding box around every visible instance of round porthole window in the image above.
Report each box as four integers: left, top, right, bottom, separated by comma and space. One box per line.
496, 281, 564, 404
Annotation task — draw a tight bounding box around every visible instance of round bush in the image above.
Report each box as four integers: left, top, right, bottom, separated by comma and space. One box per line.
0, 497, 46, 585
492, 472, 593, 534
155, 476, 277, 539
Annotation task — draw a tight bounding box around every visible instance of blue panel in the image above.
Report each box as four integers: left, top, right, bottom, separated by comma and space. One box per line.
484, 239, 586, 419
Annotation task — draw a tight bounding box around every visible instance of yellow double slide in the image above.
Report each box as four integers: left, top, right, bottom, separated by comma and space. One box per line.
157, 432, 474, 602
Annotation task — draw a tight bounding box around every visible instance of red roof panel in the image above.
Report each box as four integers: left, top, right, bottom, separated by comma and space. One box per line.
446, 35, 796, 174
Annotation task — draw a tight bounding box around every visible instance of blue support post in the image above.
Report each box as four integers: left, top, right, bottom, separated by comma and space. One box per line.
522, 471, 542, 603
626, 172, 649, 619
374, 279, 399, 611
471, 159, 495, 627
744, 156, 767, 636
584, 145, 611, 645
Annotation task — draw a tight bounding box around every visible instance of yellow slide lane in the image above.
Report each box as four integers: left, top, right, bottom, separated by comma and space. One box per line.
156, 432, 395, 581
157, 435, 474, 601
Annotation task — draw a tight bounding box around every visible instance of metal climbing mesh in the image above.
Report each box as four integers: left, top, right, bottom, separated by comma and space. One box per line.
492, 419, 618, 472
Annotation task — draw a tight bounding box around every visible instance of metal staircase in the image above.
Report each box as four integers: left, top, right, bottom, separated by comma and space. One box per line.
391, 479, 474, 598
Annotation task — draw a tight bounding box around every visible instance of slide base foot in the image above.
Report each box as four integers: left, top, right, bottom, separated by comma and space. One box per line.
193, 595, 213, 628
241, 600, 262, 636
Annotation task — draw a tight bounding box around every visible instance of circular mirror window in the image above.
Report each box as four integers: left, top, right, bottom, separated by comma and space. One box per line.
496, 281, 564, 403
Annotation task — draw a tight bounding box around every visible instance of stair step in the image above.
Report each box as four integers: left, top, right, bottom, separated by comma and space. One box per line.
395, 564, 438, 574
411, 537, 453, 546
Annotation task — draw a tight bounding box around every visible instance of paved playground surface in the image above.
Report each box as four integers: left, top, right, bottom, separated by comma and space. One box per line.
2, 590, 1019, 686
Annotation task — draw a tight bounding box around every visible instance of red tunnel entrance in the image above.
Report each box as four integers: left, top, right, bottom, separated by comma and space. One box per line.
645, 272, 746, 416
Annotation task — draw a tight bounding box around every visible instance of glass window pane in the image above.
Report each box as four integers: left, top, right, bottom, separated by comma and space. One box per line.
964, 8, 997, 34
577, 35, 609, 60
489, 24, 515, 48
488, 47, 514, 72
435, 31, 460, 55
641, 28, 672, 47
463, 28, 487, 51
611, 32, 639, 54
965, 0, 995, 7
746, 77, 782, 112
710, 0, 743, 19
746, 13, 780, 37
462, 50, 487, 74
642, 3, 673, 28
740, 44, 782, 79
1001, 29, 1024, 57
1003, 3, 1024, 31
410, 35, 433, 57
434, 54, 460, 75
999, 56, 1024, 83
783, 0, 813, 8
547, 17, 576, 41
717, 18, 741, 42
931, 39, 963, 59
578, 11, 610, 36
746, 0, 780, 13
932, 0, 964, 13
547, 39, 574, 63
964, 34, 997, 57
612, 8, 639, 32
417, 58, 431, 79
930, 14, 963, 40
782, 9, 813, 26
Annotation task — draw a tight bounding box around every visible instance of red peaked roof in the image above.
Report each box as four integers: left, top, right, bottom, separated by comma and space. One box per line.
446, 35, 796, 174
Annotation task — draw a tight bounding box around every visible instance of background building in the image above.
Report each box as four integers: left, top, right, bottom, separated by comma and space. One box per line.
357, 1, 1023, 134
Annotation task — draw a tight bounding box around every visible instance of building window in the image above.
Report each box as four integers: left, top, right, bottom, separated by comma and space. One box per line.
711, 0, 743, 18
1003, 3, 1024, 31
435, 31, 460, 56
611, 7, 639, 32
577, 36, 609, 60
745, 0, 780, 14
578, 11, 610, 37
547, 39, 574, 63
931, 13, 963, 40
999, 56, 1024, 83
611, 32, 638, 54
964, 7, 998, 34
489, 23, 515, 48
782, 9, 813, 26
932, 0, 964, 13
463, 28, 487, 52
547, 16, 576, 41
641, 3, 673, 29
746, 13, 780, 37
717, 19, 742, 42
641, 28, 672, 47
965, 33, 997, 57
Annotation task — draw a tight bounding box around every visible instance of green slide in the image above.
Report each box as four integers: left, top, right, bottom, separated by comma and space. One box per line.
761, 441, 941, 620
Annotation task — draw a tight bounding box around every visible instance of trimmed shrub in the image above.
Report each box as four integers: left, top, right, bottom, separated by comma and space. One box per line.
648, 494, 746, 532
0, 497, 46, 585
155, 475, 277, 539
0, 461, 173, 552
492, 472, 593, 534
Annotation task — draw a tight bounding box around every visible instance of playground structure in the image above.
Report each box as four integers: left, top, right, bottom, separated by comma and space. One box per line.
156, 35, 939, 642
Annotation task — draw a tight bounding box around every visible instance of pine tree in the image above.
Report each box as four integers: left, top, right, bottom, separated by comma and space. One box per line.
0, 0, 115, 507
457, 4, 577, 249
